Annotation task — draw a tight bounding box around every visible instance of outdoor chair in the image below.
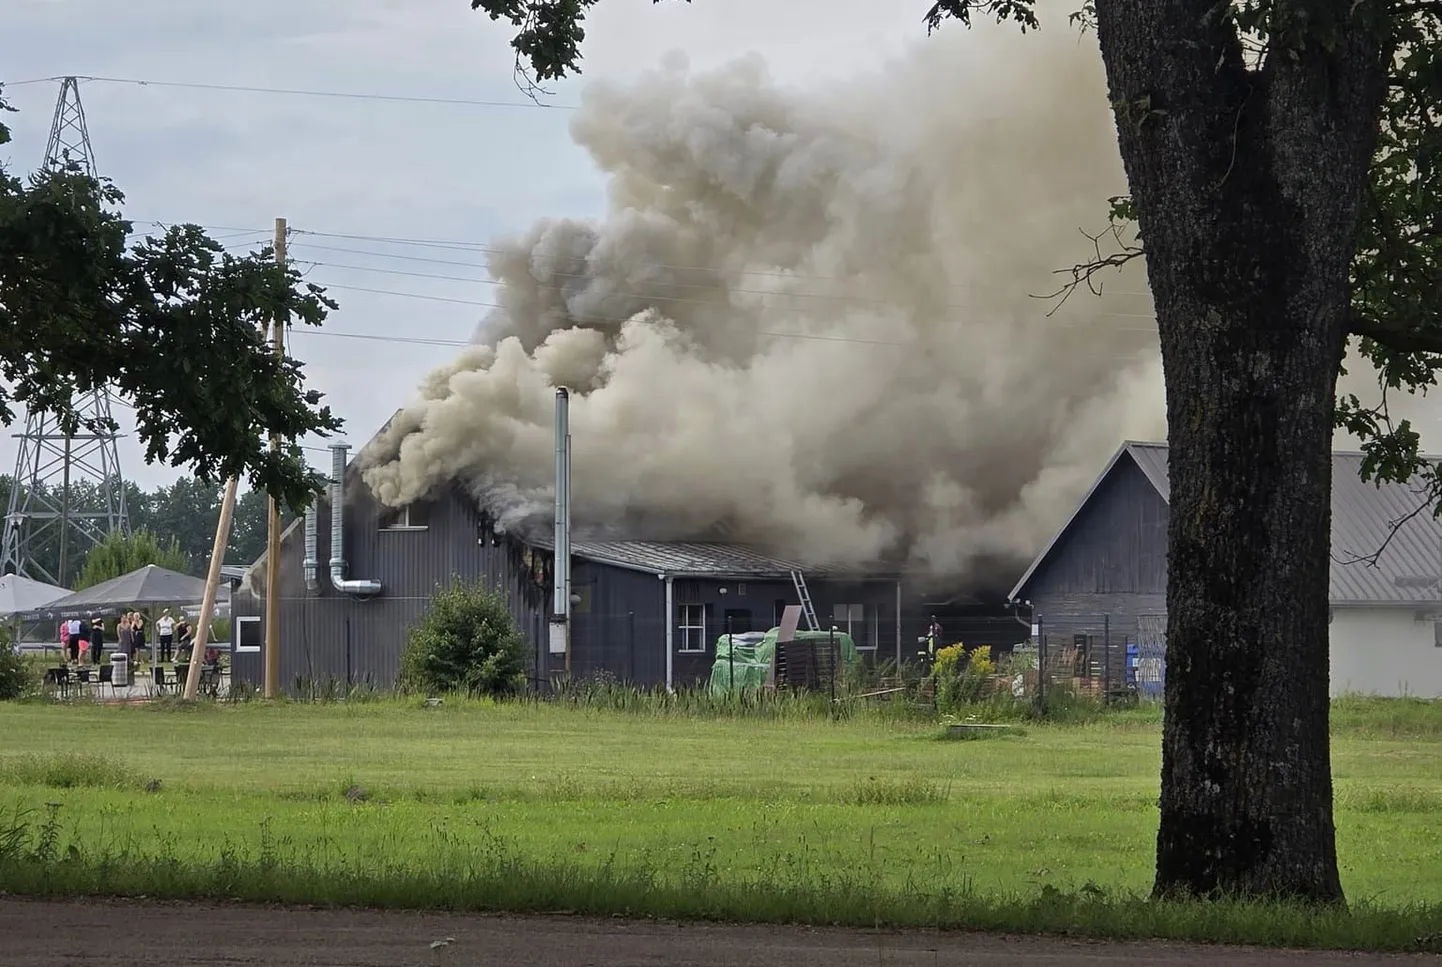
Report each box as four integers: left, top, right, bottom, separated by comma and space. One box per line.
152, 665, 176, 695
44, 666, 71, 698
98, 664, 113, 696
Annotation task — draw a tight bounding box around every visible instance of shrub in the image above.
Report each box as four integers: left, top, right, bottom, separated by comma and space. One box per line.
931, 643, 998, 710
399, 576, 528, 697
0, 631, 36, 701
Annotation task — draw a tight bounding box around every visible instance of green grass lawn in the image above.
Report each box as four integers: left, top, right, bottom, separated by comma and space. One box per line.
0, 696, 1439, 950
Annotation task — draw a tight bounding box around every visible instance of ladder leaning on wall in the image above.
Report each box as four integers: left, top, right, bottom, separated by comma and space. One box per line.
789, 570, 820, 631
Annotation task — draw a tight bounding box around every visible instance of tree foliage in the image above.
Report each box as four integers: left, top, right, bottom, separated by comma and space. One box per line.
399, 576, 529, 697
471, 0, 689, 88
74, 529, 191, 590
0, 625, 36, 701
0, 85, 342, 513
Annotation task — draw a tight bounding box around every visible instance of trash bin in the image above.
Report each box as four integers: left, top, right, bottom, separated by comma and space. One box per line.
110, 651, 129, 688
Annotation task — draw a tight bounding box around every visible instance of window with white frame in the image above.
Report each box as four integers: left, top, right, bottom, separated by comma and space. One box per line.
832, 603, 876, 650
381, 502, 430, 530
677, 603, 707, 653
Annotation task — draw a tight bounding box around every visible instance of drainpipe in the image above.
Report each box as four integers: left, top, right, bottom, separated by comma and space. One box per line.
664, 573, 674, 692
894, 579, 902, 668
549, 388, 571, 662
327, 443, 382, 597
302, 506, 320, 592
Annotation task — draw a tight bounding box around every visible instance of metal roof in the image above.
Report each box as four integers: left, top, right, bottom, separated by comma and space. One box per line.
1123, 441, 1171, 500
27, 564, 218, 618
0, 573, 70, 617
1010, 440, 1442, 606
529, 537, 892, 579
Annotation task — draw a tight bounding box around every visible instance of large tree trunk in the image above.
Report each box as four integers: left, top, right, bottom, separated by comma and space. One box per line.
1091, 2, 1390, 900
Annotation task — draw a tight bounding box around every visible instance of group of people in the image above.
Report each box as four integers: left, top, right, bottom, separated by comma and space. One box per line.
58, 608, 194, 666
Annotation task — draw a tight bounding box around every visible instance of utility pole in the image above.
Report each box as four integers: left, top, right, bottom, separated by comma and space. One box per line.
184, 477, 239, 701
263, 217, 286, 699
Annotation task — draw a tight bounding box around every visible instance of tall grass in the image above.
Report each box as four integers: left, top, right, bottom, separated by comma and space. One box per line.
5, 687, 1441, 951
0, 753, 152, 791
0, 802, 1436, 951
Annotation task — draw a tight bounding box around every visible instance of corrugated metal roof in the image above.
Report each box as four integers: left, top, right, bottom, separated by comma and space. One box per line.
1013, 440, 1442, 606
529, 537, 890, 578
1124, 441, 1171, 500
1329, 451, 1442, 604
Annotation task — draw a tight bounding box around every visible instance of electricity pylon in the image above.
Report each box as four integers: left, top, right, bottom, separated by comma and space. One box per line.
0, 77, 129, 587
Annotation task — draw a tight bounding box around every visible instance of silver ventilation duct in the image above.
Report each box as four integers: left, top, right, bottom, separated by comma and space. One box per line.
328, 443, 382, 597
302, 504, 320, 592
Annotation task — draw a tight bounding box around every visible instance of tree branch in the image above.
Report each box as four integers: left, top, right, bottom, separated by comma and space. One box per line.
1031, 222, 1145, 315
1331, 494, 1431, 568
1347, 311, 1442, 355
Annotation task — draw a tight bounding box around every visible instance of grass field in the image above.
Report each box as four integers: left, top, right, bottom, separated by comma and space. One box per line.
0, 695, 1440, 950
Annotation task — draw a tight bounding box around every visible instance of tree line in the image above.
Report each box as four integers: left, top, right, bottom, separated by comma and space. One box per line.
0, 473, 296, 588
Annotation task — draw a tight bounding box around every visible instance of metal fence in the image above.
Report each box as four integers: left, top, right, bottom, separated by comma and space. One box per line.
1026, 612, 1168, 704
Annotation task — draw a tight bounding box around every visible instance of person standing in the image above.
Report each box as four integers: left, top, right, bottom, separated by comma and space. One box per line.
156, 609, 175, 663
117, 615, 133, 662
131, 612, 147, 669
88, 617, 105, 665
66, 618, 83, 663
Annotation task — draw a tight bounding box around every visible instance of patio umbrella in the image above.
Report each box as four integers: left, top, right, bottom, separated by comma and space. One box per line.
27, 564, 228, 670
0, 573, 71, 648
0, 573, 70, 616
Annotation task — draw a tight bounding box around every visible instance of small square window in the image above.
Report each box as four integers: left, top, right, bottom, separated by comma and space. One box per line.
382, 503, 429, 529
677, 603, 707, 653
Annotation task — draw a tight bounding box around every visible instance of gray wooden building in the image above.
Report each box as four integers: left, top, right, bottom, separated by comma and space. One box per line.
231, 442, 905, 694
1008, 439, 1442, 699
1007, 440, 1169, 649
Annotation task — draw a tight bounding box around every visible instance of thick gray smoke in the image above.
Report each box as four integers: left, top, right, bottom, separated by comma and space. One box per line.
360, 17, 1172, 580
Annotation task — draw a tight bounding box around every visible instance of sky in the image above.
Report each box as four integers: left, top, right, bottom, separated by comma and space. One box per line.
1, 0, 931, 492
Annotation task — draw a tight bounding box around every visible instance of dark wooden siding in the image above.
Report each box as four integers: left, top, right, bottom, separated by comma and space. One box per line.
232, 473, 549, 693
1020, 454, 1169, 643
554, 561, 665, 684
233, 462, 907, 692
664, 577, 902, 686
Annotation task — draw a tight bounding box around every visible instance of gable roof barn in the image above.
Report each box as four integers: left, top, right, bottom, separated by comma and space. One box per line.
1010, 440, 1442, 607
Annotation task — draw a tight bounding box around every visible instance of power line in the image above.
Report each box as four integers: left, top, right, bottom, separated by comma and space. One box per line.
5, 74, 578, 111
298, 282, 1161, 352
129, 219, 1153, 306
292, 228, 1158, 301
294, 254, 1160, 322
119, 220, 1161, 338
291, 327, 471, 348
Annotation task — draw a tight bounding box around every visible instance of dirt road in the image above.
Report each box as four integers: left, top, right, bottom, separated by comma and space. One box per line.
0, 897, 1431, 966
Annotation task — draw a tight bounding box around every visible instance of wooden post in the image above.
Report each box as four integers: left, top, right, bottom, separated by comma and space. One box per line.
263, 217, 286, 699
183, 476, 239, 701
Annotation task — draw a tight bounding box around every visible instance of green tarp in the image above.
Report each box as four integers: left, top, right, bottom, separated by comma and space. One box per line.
708, 627, 860, 696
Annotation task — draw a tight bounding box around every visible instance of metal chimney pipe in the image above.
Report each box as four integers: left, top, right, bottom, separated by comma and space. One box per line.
328, 442, 382, 597
549, 388, 571, 658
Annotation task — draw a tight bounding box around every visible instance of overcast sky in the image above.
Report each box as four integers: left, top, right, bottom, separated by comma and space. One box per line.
1, 0, 936, 493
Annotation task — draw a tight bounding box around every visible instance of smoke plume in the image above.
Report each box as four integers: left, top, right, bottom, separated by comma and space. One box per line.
360, 15, 1170, 581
